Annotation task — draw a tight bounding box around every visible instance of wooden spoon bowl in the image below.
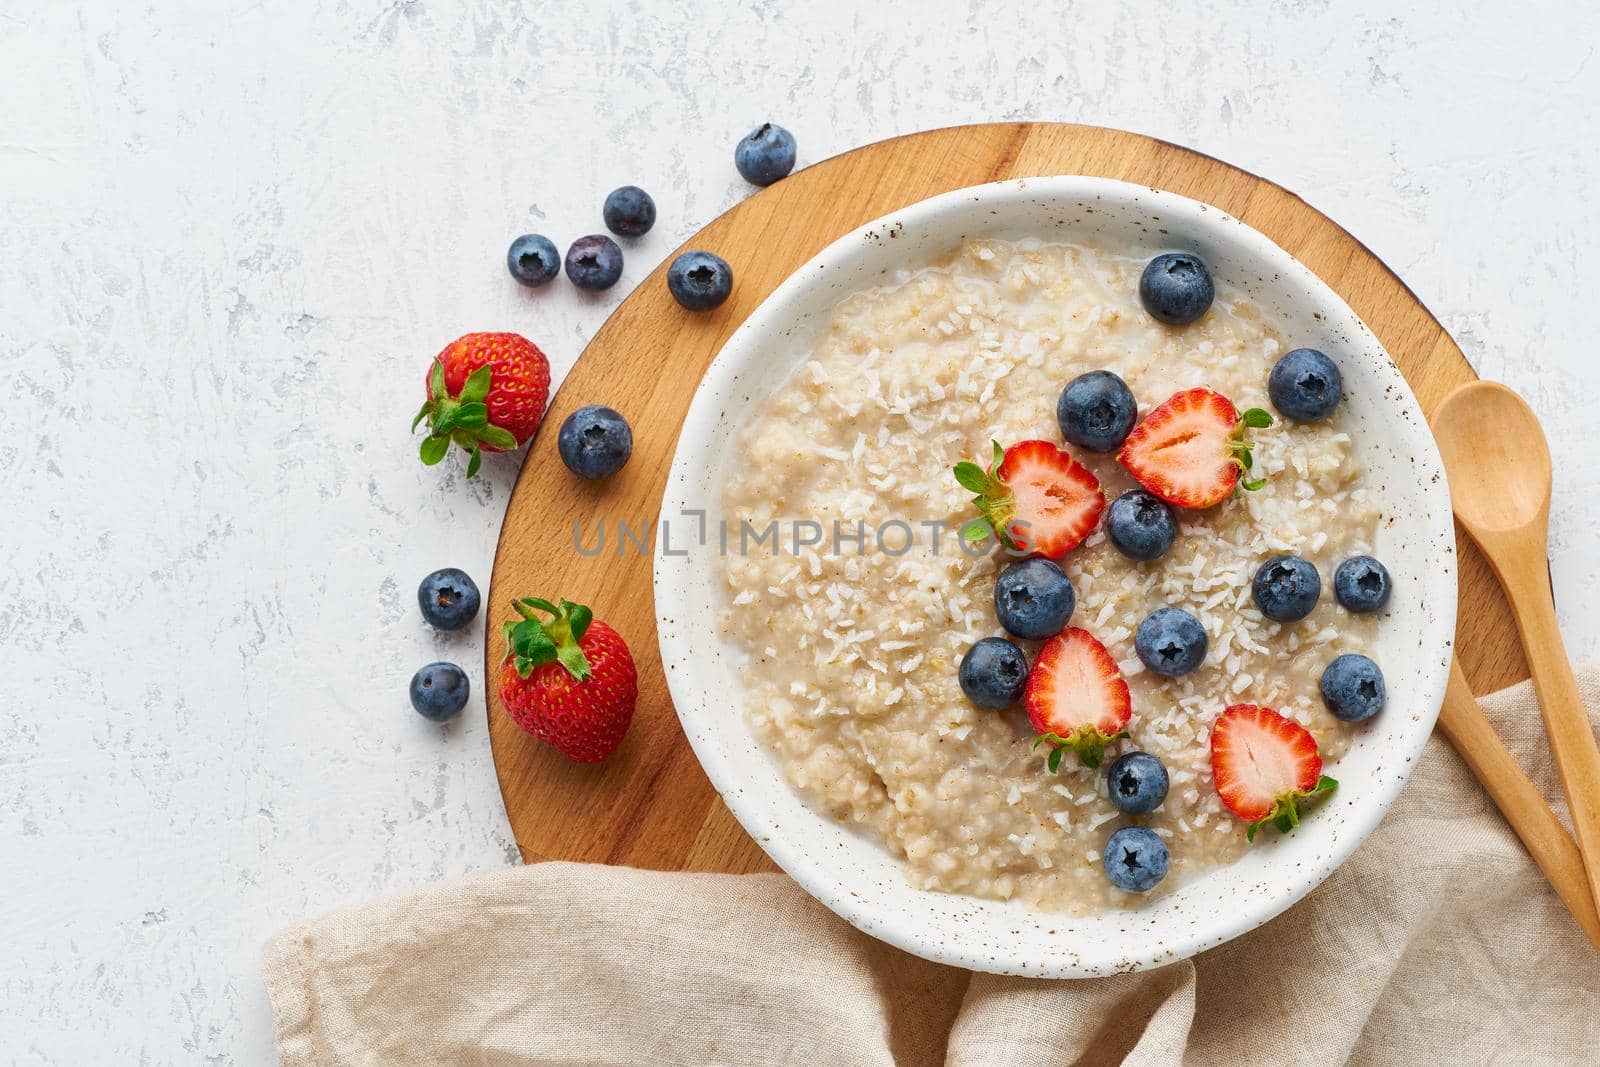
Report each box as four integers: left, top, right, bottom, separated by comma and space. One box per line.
1433, 382, 1552, 538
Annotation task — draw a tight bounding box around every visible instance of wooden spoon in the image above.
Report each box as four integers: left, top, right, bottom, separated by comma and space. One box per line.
1436, 658, 1600, 948
1432, 380, 1600, 914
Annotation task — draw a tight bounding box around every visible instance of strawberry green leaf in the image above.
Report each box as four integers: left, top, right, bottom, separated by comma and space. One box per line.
1035, 728, 1127, 771
459, 364, 493, 403
953, 462, 991, 494
1246, 776, 1338, 841
419, 435, 449, 466
511, 622, 557, 663
960, 519, 992, 542
454, 402, 489, 430
566, 601, 593, 641
1241, 407, 1274, 429
411, 402, 431, 433
556, 643, 592, 682
1074, 730, 1130, 770
1246, 802, 1296, 841
1228, 414, 1270, 493
954, 443, 1017, 551
429, 359, 447, 400
502, 596, 596, 681
480, 425, 518, 451
465, 444, 482, 478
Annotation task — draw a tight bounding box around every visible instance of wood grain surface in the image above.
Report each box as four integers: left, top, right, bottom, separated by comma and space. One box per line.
485, 122, 1528, 875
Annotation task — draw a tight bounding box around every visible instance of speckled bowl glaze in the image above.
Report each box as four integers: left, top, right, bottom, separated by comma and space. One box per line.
655, 176, 1456, 977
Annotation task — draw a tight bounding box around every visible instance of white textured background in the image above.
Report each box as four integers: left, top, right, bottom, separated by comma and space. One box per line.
3, 0, 1598, 1061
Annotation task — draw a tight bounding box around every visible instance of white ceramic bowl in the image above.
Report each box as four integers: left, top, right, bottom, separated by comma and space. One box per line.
655, 176, 1455, 977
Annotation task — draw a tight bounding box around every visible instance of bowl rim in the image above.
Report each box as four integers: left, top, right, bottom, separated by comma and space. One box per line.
654, 174, 1456, 976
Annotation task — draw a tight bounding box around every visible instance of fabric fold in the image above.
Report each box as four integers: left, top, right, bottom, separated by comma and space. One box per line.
265, 671, 1600, 1066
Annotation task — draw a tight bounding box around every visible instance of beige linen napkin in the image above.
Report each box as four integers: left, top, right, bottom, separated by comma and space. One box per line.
265, 671, 1600, 1066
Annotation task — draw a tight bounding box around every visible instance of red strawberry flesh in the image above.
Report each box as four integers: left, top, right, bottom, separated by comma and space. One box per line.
955, 440, 1105, 558
1026, 627, 1131, 769
1117, 388, 1270, 510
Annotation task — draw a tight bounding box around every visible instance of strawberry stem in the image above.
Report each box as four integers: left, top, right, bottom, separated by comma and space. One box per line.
953, 441, 1018, 550
1246, 774, 1338, 841
1229, 408, 1274, 494
502, 597, 595, 681
1035, 727, 1131, 771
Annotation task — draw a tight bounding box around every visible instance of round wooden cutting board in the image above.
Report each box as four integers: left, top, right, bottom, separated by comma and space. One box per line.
486, 122, 1528, 875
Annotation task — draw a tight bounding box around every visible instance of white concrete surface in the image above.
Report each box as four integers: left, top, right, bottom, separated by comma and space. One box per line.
2, 0, 1597, 1061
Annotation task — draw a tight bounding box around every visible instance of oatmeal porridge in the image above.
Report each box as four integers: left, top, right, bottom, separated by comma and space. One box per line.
716, 238, 1381, 912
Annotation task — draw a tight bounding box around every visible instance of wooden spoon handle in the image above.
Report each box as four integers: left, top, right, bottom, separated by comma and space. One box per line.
1437, 659, 1600, 949
1493, 543, 1600, 919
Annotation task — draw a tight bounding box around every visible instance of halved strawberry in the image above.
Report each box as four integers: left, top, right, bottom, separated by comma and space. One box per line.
1116, 388, 1273, 509
1026, 627, 1132, 770
953, 440, 1105, 558
1210, 704, 1338, 840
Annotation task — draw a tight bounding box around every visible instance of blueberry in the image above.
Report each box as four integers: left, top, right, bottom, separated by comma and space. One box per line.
417, 568, 480, 631
958, 637, 1028, 709
506, 234, 560, 288
993, 558, 1076, 640
735, 123, 797, 186
1102, 826, 1169, 893
1252, 555, 1322, 623
667, 250, 733, 311
565, 235, 623, 291
1268, 348, 1343, 422
1105, 490, 1177, 562
1107, 752, 1169, 814
1139, 252, 1214, 326
1321, 653, 1386, 722
1334, 556, 1391, 614
602, 185, 656, 238
410, 662, 469, 723
1057, 370, 1137, 453
1134, 607, 1208, 676
558, 405, 633, 479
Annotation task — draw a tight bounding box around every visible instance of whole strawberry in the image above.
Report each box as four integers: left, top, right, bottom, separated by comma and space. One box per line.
498, 597, 638, 763
413, 332, 551, 477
